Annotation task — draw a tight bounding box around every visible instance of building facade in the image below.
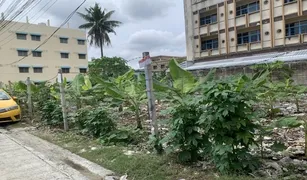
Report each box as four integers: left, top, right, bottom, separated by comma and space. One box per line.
0, 20, 88, 84
184, 0, 307, 61
151, 55, 186, 72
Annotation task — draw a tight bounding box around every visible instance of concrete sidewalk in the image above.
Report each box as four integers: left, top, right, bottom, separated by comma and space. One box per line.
0, 128, 114, 180
0, 133, 72, 180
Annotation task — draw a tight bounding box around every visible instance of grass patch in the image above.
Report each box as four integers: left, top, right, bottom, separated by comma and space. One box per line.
32, 129, 255, 180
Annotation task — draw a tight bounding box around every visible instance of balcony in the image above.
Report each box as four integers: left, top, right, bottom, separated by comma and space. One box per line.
285, 35, 300, 44
250, 42, 261, 50
302, 34, 307, 43
235, 15, 246, 27
249, 11, 260, 24
237, 44, 249, 52
199, 26, 208, 35
284, 1, 298, 16
208, 23, 219, 33
200, 50, 210, 57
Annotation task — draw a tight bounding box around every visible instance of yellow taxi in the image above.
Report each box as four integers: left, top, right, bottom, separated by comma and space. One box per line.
0, 89, 21, 123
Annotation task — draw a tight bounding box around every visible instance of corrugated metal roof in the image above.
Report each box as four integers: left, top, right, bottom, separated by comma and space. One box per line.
184, 50, 307, 71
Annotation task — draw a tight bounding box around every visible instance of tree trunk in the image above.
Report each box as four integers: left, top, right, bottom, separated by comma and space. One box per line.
100, 38, 104, 57
135, 108, 142, 129
296, 98, 300, 112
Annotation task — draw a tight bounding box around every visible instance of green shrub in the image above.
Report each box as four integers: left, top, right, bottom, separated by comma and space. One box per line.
200, 79, 260, 174
161, 96, 209, 162
75, 107, 116, 137
160, 75, 261, 174
40, 99, 63, 126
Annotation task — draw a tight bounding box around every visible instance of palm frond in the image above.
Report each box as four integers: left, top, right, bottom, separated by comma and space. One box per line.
78, 3, 122, 55
79, 22, 94, 29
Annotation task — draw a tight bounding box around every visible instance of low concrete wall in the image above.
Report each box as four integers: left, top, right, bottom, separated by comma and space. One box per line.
190, 60, 307, 85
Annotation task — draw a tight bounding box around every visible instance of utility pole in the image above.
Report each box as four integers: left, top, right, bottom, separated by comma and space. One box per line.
139, 52, 159, 139
26, 77, 33, 119
58, 69, 68, 131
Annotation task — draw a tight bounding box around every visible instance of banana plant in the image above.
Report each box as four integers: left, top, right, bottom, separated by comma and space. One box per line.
94, 69, 147, 129
153, 59, 216, 104
65, 74, 93, 109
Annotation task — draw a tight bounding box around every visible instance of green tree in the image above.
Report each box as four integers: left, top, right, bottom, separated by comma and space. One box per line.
78, 3, 122, 57
89, 57, 130, 80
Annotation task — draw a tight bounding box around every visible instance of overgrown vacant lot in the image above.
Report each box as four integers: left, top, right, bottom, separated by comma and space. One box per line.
32, 128, 255, 180
6, 59, 307, 179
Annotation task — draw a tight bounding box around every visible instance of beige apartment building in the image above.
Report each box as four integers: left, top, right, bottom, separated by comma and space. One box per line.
151, 55, 186, 72
184, 0, 307, 62
0, 20, 88, 84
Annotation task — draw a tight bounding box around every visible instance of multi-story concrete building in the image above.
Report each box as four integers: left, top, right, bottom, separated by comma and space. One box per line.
0, 20, 88, 84
151, 55, 186, 72
184, 0, 307, 62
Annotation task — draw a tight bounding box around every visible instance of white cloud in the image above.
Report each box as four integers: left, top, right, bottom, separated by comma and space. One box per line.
120, 0, 176, 20
0, 0, 186, 69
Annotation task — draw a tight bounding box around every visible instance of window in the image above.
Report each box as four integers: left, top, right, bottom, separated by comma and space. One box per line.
161, 64, 165, 69
153, 65, 157, 70
60, 38, 68, 44
61, 53, 69, 59
61, 68, 70, 74
32, 51, 42, 57
31, 35, 41, 41
78, 39, 85, 45
78, 54, 86, 59
285, 20, 307, 36
284, 0, 296, 3
79, 68, 87, 73
0, 91, 10, 100
17, 50, 28, 56
16, 33, 27, 40
201, 39, 219, 50
19, 67, 29, 73
33, 67, 43, 73
200, 14, 217, 26
237, 30, 261, 44
236, 1, 260, 16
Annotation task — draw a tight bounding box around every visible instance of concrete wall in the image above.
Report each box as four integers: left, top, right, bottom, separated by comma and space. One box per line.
190, 60, 307, 85
184, 0, 307, 62
0, 21, 88, 83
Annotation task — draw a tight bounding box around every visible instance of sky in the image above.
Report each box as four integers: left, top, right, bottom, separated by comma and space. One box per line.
0, 0, 186, 69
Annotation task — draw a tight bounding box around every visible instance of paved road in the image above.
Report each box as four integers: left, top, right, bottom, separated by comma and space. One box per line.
0, 128, 114, 180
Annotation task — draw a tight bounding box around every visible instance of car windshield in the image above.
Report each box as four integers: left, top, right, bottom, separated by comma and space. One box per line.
0, 91, 10, 100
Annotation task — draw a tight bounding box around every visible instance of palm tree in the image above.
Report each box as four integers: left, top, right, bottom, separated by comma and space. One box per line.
78, 3, 122, 57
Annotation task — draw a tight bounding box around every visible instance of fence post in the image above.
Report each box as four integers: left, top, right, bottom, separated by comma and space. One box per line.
26, 77, 33, 119
58, 69, 69, 131
8, 81, 13, 95
140, 52, 159, 140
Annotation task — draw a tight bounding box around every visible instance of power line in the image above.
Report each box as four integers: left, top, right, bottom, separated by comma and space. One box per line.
0, 0, 59, 47
0, 0, 37, 32
0, 0, 7, 8
45, 74, 58, 82
0, 0, 45, 38
4, 0, 87, 66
